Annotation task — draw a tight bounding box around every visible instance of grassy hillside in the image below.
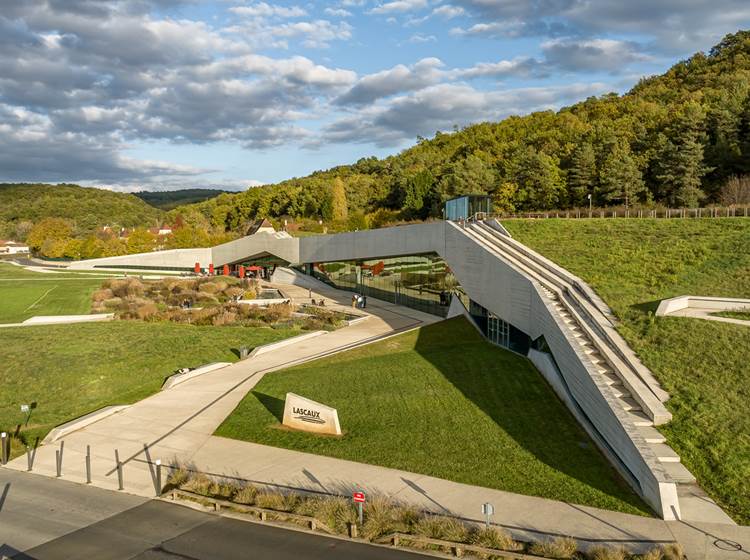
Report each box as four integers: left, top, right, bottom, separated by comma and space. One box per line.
217, 317, 648, 516
0, 183, 163, 235
504, 218, 750, 523
177, 31, 750, 233
134, 188, 232, 210
0, 321, 295, 450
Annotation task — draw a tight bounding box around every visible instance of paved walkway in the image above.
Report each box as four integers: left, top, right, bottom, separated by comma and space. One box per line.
5, 281, 749, 559
0, 313, 114, 328
666, 307, 750, 327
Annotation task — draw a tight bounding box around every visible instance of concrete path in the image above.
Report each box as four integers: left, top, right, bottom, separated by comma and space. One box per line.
0, 313, 114, 328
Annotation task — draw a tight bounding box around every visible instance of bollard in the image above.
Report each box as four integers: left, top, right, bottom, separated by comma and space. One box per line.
55, 450, 61, 477
57, 441, 64, 477
155, 459, 162, 496
26, 445, 32, 471
85, 445, 91, 484
115, 449, 124, 491
0, 432, 6, 465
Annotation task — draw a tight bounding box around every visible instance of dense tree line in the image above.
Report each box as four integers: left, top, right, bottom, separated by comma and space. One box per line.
0, 183, 163, 241
175, 31, 750, 232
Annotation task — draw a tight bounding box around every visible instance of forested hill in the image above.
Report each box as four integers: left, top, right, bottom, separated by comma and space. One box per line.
0, 183, 163, 235
174, 30, 750, 233
134, 188, 231, 210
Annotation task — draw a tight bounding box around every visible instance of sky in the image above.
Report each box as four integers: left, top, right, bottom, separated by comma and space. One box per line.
2, 1, 750, 192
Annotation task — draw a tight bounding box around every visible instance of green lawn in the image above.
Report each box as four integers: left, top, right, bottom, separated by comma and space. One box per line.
0, 321, 296, 447
0, 263, 107, 323
504, 218, 750, 523
216, 317, 649, 516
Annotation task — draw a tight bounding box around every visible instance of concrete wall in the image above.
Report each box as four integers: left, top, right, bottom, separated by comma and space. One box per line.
212, 231, 299, 266
68, 248, 211, 270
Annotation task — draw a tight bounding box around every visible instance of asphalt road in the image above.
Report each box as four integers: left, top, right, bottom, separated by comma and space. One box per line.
0, 470, 428, 560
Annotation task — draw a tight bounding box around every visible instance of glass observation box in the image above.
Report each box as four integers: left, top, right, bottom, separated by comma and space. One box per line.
444, 195, 493, 221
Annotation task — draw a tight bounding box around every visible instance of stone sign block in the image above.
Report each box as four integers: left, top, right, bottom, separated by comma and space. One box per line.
282, 392, 342, 436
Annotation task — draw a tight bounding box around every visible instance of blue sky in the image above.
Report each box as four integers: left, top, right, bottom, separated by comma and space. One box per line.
2, 1, 750, 192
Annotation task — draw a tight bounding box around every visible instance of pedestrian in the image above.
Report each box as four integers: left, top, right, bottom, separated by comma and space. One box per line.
351, 294, 357, 308
362, 295, 367, 308
308, 288, 312, 299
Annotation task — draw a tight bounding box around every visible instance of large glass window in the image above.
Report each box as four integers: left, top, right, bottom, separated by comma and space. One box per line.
310, 253, 464, 317
468, 300, 530, 355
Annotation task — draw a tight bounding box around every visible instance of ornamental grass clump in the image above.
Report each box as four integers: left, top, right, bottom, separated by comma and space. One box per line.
361, 496, 400, 540
233, 484, 258, 505
529, 537, 579, 559
254, 491, 299, 512
660, 543, 684, 560
470, 526, 518, 551
166, 465, 189, 488
414, 515, 469, 543
308, 497, 357, 533
588, 545, 627, 560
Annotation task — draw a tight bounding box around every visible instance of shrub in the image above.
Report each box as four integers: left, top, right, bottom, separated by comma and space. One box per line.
309, 497, 357, 533
225, 287, 245, 300
414, 515, 469, 543
167, 466, 190, 488
255, 491, 299, 512
661, 543, 683, 560
234, 485, 258, 505
362, 496, 398, 540
265, 303, 293, 323
212, 311, 238, 326
103, 297, 123, 309
529, 537, 579, 559
183, 473, 213, 496
199, 282, 220, 294
108, 278, 144, 298
92, 288, 114, 302
136, 303, 158, 320
588, 546, 627, 560
471, 526, 517, 551
639, 549, 663, 560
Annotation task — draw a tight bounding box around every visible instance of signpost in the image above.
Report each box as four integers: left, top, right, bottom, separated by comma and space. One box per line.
481, 502, 494, 529
353, 491, 365, 525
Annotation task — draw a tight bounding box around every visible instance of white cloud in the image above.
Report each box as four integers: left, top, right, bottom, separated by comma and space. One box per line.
369, 0, 428, 15
230, 3, 307, 18
324, 7, 353, 17
432, 5, 465, 18
408, 33, 437, 43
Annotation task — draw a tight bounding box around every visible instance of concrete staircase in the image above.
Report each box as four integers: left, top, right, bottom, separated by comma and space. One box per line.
460, 220, 732, 524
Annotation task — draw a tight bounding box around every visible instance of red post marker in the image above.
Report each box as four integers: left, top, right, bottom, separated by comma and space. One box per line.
208, 263, 214, 275
194, 262, 200, 274
223, 264, 229, 276
239, 266, 245, 279
353, 491, 365, 503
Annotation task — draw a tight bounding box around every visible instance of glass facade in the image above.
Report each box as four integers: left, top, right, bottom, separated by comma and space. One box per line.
444, 195, 493, 221
468, 300, 530, 355
308, 253, 466, 317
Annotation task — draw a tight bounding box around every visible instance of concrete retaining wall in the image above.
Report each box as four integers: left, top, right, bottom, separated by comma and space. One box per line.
161, 362, 232, 390
656, 295, 750, 316
42, 405, 130, 444
68, 248, 211, 270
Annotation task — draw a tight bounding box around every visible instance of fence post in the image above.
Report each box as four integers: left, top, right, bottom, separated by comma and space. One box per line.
26, 445, 32, 471
155, 459, 162, 496
86, 445, 91, 484
115, 449, 124, 490
55, 441, 64, 477
0, 432, 6, 465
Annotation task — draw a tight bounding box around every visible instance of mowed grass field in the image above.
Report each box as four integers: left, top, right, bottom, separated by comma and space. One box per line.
217, 317, 649, 515
0, 263, 106, 323
504, 218, 750, 523
0, 321, 296, 448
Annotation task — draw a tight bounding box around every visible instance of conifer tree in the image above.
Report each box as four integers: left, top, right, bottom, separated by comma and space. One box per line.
568, 143, 597, 207
655, 101, 710, 207
598, 142, 648, 207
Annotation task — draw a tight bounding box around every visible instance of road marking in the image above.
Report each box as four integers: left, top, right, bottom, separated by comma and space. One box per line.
25, 286, 58, 311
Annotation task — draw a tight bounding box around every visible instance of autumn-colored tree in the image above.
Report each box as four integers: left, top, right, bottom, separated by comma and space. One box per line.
27, 217, 73, 252
127, 228, 157, 254
330, 177, 348, 222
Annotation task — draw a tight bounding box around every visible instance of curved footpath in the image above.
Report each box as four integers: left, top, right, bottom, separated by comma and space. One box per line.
4, 282, 749, 559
